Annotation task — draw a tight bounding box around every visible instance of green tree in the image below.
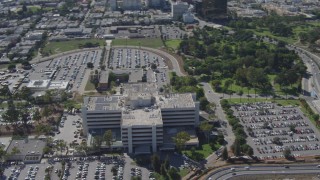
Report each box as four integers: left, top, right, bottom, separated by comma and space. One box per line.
33, 109, 41, 124
232, 140, 241, 156
103, 130, 113, 149
168, 167, 181, 180
87, 62, 94, 68
92, 136, 103, 151
56, 140, 67, 156
172, 131, 190, 151
164, 155, 170, 170
199, 121, 213, 143
283, 147, 292, 159
222, 147, 228, 160
151, 154, 161, 173
7, 64, 16, 71
160, 164, 167, 176
42, 106, 51, 120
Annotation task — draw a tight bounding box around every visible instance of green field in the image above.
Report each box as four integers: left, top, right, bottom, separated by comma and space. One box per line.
178, 168, 190, 177
227, 98, 300, 106
252, 28, 297, 44
183, 144, 214, 161
220, 78, 256, 94
111, 38, 163, 48
42, 39, 105, 55
251, 22, 320, 45
85, 80, 96, 91
165, 39, 181, 50
28, 6, 41, 13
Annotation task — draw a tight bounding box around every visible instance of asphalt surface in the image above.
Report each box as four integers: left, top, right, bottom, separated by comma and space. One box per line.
112, 45, 185, 76
207, 164, 320, 180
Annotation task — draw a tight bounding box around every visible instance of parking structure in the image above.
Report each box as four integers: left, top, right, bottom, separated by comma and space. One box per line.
108, 48, 167, 69
26, 50, 102, 91
232, 102, 320, 160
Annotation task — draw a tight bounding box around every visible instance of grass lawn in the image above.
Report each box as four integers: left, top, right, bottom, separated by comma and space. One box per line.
27, 6, 41, 13
251, 28, 297, 44
220, 78, 255, 94
84, 80, 96, 91
165, 39, 181, 50
299, 102, 320, 131
42, 39, 105, 55
111, 38, 164, 48
178, 168, 190, 177
268, 74, 300, 96
227, 98, 300, 106
183, 144, 214, 161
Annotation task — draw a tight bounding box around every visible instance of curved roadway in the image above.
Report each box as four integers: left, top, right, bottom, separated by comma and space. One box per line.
207, 164, 320, 180
31, 45, 186, 77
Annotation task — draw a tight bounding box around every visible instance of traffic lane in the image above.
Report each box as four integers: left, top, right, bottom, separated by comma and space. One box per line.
208, 163, 320, 178
201, 82, 235, 149
209, 165, 320, 180
217, 169, 320, 180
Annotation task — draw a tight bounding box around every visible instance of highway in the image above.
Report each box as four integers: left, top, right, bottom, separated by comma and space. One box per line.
207, 164, 320, 180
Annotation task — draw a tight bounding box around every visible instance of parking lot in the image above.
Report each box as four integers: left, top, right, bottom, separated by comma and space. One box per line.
3, 155, 152, 180
160, 25, 186, 39
27, 50, 102, 91
54, 114, 84, 147
108, 48, 167, 69
146, 68, 169, 88
232, 102, 320, 160
0, 70, 26, 92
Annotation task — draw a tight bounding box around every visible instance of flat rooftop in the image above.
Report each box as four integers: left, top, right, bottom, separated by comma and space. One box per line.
122, 83, 158, 96
122, 108, 162, 126
157, 93, 195, 109
6, 139, 46, 156
86, 96, 123, 111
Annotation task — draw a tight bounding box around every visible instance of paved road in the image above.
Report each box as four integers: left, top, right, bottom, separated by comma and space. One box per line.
193, 15, 223, 29
201, 83, 235, 151
112, 45, 186, 77
207, 164, 320, 180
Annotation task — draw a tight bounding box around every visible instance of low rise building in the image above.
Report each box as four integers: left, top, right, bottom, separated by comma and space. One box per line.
6, 139, 46, 163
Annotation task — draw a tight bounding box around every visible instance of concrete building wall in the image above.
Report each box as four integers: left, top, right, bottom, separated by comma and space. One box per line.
122, 125, 163, 153
161, 107, 198, 127
82, 109, 122, 136
171, 1, 189, 20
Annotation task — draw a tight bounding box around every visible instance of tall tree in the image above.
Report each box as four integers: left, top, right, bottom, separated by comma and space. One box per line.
222, 147, 228, 160
172, 131, 190, 151
33, 109, 41, 124
200, 121, 213, 143
92, 136, 103, 151
103, 130, 113, 149
151, 154, 161, 173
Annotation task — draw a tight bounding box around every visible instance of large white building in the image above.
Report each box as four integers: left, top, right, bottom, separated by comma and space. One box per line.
82, 83, 199, 154
171, 1, 189, 20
